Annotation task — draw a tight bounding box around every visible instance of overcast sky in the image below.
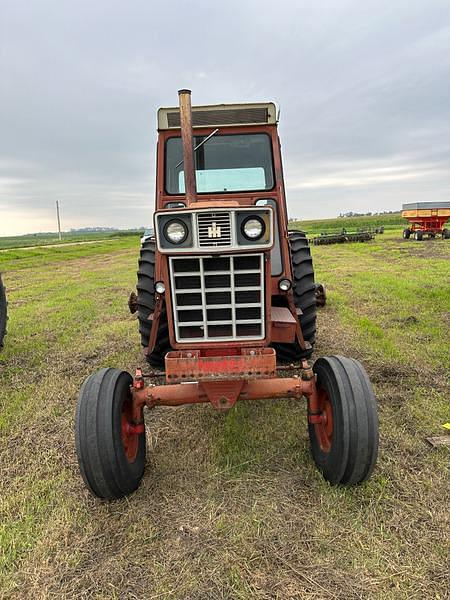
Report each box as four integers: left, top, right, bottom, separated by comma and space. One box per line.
1, 0, 450, 236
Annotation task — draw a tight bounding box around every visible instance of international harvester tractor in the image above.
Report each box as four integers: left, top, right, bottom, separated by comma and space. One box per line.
75, 90, 379, 499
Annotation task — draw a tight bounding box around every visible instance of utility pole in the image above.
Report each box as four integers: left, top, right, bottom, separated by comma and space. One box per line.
56, 200, 62, 241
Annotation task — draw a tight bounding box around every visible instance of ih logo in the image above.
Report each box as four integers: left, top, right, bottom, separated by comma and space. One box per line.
208, 221, 222, 238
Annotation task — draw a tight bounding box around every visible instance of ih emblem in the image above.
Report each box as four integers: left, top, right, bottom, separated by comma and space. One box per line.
208, 222, 222, 238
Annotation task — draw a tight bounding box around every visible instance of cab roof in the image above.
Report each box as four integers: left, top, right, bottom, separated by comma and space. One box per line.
157, 102, 277, 130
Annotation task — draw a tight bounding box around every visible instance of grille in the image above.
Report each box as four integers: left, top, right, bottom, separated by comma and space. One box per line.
197, 212, 232, 247
167, 107, 269, 128
169, 254, 264, 342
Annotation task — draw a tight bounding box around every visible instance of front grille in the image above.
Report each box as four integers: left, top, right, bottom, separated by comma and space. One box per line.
169, 254, 264, 342
197, 212, 232, 247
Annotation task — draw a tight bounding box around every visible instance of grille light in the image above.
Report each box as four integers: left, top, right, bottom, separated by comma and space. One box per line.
278, 278, 292, 291
242, 216, 265, 240
164, 220, 188, 244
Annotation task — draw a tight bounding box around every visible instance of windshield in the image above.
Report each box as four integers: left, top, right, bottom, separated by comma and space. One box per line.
165, 133, 274, 194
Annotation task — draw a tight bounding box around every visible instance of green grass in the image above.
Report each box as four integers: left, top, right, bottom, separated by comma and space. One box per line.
290, 212, 404, 234
0, 229, 142, 250
0, 232, 448, 598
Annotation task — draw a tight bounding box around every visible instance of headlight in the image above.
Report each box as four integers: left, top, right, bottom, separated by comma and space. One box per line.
164, 219, 188, 244
242, 216, 265, 241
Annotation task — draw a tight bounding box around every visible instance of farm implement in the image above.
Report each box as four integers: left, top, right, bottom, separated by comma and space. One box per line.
310, 229, 375, 245
402, 202, 450, 240
75, 90, 379, 500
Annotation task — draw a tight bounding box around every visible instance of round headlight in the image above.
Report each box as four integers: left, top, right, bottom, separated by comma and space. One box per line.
155, 281, 165, 294
242, 216, 265, 241
278, 278, 292, 291
164, 219, 188, 244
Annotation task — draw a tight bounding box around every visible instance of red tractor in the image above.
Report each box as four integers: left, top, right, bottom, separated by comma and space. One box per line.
75, 91, 378, 499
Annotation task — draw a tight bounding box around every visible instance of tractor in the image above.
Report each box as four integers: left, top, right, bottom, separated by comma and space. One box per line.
75, 90, 379, 500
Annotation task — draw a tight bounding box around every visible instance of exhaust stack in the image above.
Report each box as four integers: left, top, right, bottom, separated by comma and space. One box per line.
178, 89, 196, 205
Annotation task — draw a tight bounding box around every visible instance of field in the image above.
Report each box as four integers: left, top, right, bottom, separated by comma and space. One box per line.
290, 213, 403, 234
0, 229, 449, 599
0, 230, 142, 251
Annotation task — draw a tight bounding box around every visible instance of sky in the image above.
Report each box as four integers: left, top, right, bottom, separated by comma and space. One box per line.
1, 0, 450, 236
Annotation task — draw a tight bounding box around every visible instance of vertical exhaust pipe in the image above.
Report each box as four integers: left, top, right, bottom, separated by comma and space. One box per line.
178, 89, 196, 205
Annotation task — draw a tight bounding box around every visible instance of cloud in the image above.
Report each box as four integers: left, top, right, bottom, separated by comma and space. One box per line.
1, 0, 450, 234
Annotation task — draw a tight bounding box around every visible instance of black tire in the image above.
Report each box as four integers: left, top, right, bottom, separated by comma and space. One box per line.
136, 240, 172, 367
273, 231, 317, 361
0, 275, 7, 349
443, 228, 450, 239
415, 230, 423, 241
308, 356, 379, 486
402, 228, 411, 239
75, 368, 146, 500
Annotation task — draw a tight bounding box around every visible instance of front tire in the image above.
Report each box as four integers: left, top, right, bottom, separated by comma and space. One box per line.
443, 228, 450, 239
75, 368, 146, 499
308, 356, 379, 486
402, 228, 411, 239
415, 230, 423, 241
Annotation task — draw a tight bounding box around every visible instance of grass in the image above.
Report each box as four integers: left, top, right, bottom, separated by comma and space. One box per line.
0, 228, 449, 598
290, 213, 405, 234
0, 230, 142, 250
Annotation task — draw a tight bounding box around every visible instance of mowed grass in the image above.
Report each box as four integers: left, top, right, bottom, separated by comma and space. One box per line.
0, 230, 449, 599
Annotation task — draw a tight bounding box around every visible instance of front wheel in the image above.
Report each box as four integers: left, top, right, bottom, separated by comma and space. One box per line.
75, 368, 146, 499
308, 356, 379, 486
443, 228, 450, 239
402, 228, 411, 239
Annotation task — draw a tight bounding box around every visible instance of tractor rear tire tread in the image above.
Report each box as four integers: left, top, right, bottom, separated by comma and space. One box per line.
136, 240, 172, 367
273, 231, 317, 362
0, 275, 7, 349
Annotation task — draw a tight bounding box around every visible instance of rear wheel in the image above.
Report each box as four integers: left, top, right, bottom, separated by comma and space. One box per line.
402, 228, 411, 239
273, 231, 317, 361
75, 368, 146, 499
415, 230, 423, 241
0, 275, 6, 349
308, 356, 379, 485
136, 240, 172, 367
443, 228, 450, 239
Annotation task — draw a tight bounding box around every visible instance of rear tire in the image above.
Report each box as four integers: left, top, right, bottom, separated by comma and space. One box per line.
443, 228, 450, 239
402, 228, 411, 239
136, 240, 172, 367
308, 356, 379, 486
273, 231, 317, 361
415, 230, 423, 241
0, 275, 7, 349
75, 368, 146, 500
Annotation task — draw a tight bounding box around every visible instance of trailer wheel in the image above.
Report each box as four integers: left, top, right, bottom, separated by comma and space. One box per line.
402, 228, 411, 239
308, 356, 378, 486
273, 231, 317, 361
75, 368, 146, 500
443, 228, 450, 239
0, 275, 7, 349
415, 230, 423, 241
136, 239, 172, 367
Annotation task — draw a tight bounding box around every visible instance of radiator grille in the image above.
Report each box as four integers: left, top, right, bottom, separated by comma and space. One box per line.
197, 212, 232, 247
169, 254, 264, 342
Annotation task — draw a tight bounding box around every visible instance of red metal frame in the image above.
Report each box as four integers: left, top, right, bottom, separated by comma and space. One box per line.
405, 216, 448, 235
130, 352, 324, 421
